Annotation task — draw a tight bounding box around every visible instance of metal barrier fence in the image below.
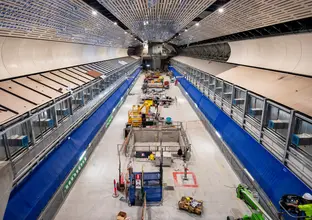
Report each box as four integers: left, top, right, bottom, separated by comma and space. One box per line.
12, 74, 132, 186
1, 61, 140, 187
124, 122, 191, 158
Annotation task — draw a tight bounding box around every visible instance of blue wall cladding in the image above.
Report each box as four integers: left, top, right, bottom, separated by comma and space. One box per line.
186, 84, 202, 104
169, 66, 311, 210
4, 68, 141, 220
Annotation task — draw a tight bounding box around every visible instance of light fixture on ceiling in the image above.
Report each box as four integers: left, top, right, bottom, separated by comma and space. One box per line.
179, 33, 181, 35
92, 10, 97, 16
143, 21, 149, 25
184, 29, 188, 32
218, 8, 224, 13
114, 22, 117, 25
124, 31, 127, 34
195, 22, 199, 26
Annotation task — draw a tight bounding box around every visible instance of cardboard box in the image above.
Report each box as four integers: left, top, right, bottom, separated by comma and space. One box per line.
117, 211, 127, 220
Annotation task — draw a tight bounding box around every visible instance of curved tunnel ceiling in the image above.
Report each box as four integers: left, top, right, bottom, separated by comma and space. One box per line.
97, 0, 216, 42
0, 0, 140, 48
171, 0, 312, 45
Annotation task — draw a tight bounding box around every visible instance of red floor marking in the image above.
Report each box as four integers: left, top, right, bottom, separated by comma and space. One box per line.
172, 171, 198, 188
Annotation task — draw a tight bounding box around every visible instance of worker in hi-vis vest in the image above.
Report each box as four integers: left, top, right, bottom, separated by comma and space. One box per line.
287, 193, 312, 219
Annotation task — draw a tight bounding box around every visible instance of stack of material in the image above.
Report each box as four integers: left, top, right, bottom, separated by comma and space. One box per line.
178, 196, 203, 215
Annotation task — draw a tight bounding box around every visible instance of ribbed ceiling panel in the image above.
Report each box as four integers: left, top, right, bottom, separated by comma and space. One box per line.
97, 0, 216, 42
0, 0, 139, 47
172, 0, 312, 45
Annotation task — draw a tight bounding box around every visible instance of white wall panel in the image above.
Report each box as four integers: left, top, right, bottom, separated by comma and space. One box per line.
33, 40, 55, 71
172, 56, 235, 75
0, 37, 128, 80
228, 33, 312, 77
131, 56, 140, 60
294, 34, 312, 75
0, 37, 11, 79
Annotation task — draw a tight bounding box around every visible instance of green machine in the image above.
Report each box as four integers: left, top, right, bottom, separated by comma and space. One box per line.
227, 184, 272, 220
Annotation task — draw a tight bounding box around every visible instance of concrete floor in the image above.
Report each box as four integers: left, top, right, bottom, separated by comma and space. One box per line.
55, 74, 250, 220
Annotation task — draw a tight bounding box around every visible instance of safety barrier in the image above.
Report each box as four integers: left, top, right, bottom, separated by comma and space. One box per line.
4, 68, 141, 220
129, 172, 162, 206
169, 67, 312, 212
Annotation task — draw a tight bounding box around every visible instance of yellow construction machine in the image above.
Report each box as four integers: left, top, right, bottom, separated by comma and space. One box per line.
125, 100, 155, 138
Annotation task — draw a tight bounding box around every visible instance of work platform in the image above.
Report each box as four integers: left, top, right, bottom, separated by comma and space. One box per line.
55, 74, 250, 220
125, 122, 190, 156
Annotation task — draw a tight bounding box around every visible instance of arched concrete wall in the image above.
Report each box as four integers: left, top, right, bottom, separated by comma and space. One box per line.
0, 37, 128, 80
228, 33, 312, 77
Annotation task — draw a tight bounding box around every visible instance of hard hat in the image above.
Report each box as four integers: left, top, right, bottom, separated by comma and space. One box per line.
302, 193, 312, 201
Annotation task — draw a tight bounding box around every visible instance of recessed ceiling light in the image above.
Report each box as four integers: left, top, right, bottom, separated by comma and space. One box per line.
179, 33, 181, 35
184, 29, 188, 32
195, 22, 199, 26
124, 31, 127, 34
92, 10, 97, 16
114, 22, 117, 25
218, 8, 224, 13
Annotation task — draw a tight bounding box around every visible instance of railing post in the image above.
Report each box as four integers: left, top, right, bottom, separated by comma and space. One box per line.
69, 96, 74, 116
53, 105, 59, 127
242, 91, 249, 126
230, 85, 235, 118
283, 110, 295, 165
213, 77, 216, 103
2, 134, 11, 161
26, 110, 37, 144
259, 98, 267, 142
2, 133, 16, 176
221, 80, 224, 110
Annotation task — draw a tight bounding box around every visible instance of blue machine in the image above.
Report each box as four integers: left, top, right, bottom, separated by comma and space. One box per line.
292, 133, 312, 146
129, 172, 162, 206
7, 135, 29, 148
165, 117, 172, 125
